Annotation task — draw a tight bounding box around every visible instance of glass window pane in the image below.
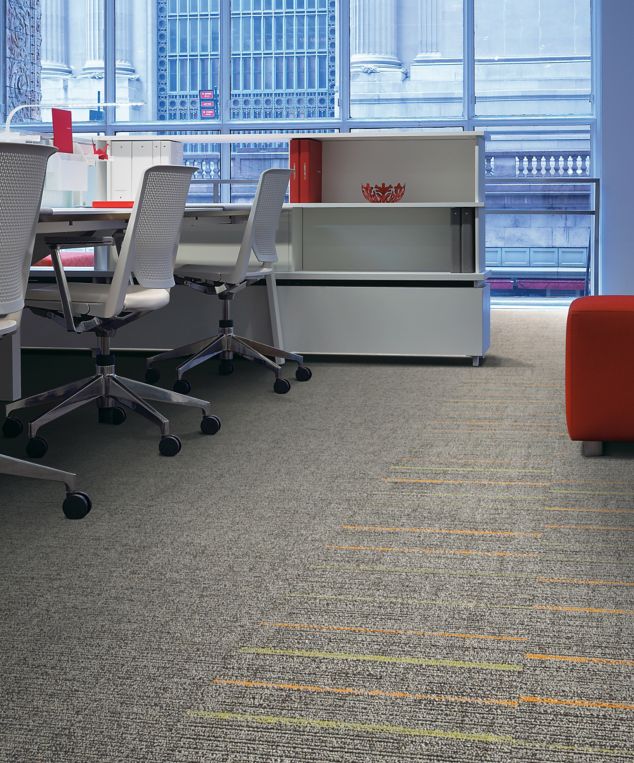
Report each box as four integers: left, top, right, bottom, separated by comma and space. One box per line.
475, 0, 592, 117
485, 127, 595, 299
117, 1, 220, 122
230, 0, 338, 120
230, 128, 335, 202
14, 3, 106, 128
349, 0, 463, 120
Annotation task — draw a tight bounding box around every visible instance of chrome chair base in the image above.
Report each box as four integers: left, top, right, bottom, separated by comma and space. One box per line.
6, 366, 212, 439
147, 330, 303, 382
4, 331, 217, 458
0, 452, 76, 490
0, 453, 93, 519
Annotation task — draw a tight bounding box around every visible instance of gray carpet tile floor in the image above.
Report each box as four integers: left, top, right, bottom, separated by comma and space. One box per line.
1, 309, 633, 762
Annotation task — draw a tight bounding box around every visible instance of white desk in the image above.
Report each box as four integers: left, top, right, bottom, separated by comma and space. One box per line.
1, 205, 260, 401
2, 149, 490, 400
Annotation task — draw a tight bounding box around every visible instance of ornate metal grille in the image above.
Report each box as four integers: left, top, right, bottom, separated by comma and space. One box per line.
6, 0, 42, 122
230, 0, 336, 120
157, 0, 221, 121
156, 0, 336, 121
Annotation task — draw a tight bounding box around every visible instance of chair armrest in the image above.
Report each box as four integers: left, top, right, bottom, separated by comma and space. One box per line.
48, 248, 78, 333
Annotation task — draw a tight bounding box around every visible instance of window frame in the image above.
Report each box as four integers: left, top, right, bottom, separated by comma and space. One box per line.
2, 0, 599, 292
5, 0, 597, 132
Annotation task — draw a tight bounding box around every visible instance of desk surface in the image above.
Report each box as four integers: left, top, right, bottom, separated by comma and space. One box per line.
38, 204, 252, 222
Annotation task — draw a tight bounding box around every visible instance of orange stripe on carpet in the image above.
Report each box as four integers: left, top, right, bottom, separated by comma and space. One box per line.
261, 621, 527, 642
526, 653, 634, 667
521, 695, 634, 711
329, 544, 539, 559
534, 604, 634, 616
342, 524, 543, 538
212, 677, 518, 707
546, 524, 634, 532
385, 477, 550, 487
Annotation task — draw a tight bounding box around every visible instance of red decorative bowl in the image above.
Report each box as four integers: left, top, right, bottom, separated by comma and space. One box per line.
361, 182, 406, 203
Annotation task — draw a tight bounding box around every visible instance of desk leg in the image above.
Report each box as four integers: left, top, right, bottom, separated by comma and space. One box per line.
0, 330, 21, 402
94, 244, 111, 271
266, 272, 285, 365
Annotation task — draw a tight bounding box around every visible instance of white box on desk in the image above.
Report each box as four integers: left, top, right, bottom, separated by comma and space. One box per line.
106, 139, 184, 201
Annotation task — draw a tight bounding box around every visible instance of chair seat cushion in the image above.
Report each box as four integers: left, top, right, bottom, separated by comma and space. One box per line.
26, 283, 170, 317
0, 318, 17, 337
176, 262, 272, 284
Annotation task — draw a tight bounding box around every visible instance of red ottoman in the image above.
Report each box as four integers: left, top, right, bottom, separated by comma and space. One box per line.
566, 296, 634, 456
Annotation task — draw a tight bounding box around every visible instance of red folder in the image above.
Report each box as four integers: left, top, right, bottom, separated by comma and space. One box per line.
300, 139, 322, 203
289, 139, 301, 202
52, 108, 73, 154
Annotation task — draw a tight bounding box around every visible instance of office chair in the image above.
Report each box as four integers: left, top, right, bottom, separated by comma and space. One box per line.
145, 168, 311, 395
3, 165, 221, 459
0, 141, 91, 518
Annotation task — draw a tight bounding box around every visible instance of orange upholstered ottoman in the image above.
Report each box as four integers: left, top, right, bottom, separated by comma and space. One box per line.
566, 296, 634, 456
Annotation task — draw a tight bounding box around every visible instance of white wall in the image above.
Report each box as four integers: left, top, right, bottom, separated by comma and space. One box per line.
599, 0, 634, 294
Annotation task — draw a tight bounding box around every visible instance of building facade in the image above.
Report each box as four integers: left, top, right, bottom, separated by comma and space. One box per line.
7, 0, 595, 295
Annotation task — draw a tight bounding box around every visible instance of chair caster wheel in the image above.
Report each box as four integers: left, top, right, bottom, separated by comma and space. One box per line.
219, 359, 234, 375
273, 378, 291, 394
26, 436, 48, 459
173, 379, 191, 395
2, 416, 23, 438
145, 367, 160, 384
63, 491, 92, 520
98, 406, 127, 425
159, 434, 181, 457
295, 366, 312, 382
201, 415, 221, 435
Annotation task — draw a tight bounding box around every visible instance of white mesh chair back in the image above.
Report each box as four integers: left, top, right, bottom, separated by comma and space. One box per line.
105, 165, 194, 317
227, 168, 290, 285
0, 142, 56, 316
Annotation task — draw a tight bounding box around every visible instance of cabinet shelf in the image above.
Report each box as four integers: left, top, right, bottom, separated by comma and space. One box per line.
277, 271, 488, 281
289, 202, 485, 209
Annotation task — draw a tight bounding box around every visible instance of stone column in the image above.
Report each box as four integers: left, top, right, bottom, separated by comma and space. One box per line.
415, 0, 441, 60
115, 1, 136, 75
350, 0, 401, 70
83, 0, 104, 73
41, 0, 71, 75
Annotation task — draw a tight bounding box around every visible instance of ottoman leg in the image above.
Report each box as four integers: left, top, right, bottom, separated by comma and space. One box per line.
582, 441, 604, 457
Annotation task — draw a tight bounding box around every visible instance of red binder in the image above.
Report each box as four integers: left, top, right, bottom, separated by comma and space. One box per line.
300, 139, 322, 203
289, 138, 322, 202
52, 108, 73, 154
289, 138, 301, 202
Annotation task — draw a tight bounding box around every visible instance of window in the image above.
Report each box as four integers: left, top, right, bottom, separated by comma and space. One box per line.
485, 126, 595, 300
5, 0, 596, 298
349, 0, 464, 120
475, 0, 592, 117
